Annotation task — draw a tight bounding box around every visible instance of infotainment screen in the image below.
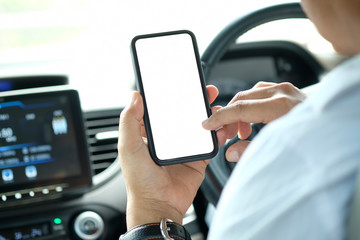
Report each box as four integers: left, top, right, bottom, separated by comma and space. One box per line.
0, 89, 92, 205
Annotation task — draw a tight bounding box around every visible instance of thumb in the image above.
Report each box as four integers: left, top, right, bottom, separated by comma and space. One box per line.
225, 141, 251, 162
118, 92, 144, 155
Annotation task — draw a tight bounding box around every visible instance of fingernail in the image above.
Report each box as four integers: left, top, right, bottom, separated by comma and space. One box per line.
227, 151, 240, 162
215, 126, 223, 132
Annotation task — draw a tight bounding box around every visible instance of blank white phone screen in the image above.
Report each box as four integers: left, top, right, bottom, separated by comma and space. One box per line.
135, 33, 214, 161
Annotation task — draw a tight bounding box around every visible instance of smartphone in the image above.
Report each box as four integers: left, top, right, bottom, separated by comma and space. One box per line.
131, 30, 218, 165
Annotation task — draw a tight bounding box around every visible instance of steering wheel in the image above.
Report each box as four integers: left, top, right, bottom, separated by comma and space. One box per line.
200, 2, 321, 206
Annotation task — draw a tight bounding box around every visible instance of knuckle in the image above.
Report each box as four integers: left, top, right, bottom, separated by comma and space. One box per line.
233, 91, 244, 100
274, 95, 294, 110
254, 81, 266, 88
278, 82, 295, 93
233, 101, 246, 113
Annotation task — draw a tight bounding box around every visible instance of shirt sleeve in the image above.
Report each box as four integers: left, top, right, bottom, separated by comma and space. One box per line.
208, 56, 360, 240
207, 116, 356, 240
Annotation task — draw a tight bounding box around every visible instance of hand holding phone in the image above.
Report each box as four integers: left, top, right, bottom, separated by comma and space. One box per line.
131, 30, 218, 165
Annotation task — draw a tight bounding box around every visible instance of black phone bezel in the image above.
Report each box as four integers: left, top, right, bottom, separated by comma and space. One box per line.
131, 30, 218, 165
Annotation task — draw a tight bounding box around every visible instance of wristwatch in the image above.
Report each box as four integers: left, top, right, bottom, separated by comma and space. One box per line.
119, 218, 192, 240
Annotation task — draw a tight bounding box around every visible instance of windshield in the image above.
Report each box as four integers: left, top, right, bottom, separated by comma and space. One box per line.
1, 0, 300, 110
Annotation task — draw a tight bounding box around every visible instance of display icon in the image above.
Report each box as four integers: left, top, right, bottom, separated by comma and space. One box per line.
2, 169, 14, 182
25, 165, 37, 179
22, 147, 29, 155
52, 116, 68, 135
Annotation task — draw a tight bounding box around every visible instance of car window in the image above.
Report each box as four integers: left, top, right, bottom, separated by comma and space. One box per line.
1, 0, 301, 110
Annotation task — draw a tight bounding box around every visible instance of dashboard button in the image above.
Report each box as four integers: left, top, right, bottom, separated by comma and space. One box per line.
14, 193, 22, 199
55, 186, 63, 192
74, 211, 104, 240
42, 188, 50, 195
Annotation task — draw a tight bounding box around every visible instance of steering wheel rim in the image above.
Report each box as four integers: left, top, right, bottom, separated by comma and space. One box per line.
201, 2, 307, 77
200, 2, 309, 206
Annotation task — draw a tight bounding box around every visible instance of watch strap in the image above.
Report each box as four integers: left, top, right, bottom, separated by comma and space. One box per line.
119, 220, 192, 240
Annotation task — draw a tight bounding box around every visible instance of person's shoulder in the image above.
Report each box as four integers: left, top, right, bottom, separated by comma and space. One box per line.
311, 55, 360, 112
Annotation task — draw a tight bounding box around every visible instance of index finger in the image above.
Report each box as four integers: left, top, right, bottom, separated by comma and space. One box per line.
202, 99, 273, 130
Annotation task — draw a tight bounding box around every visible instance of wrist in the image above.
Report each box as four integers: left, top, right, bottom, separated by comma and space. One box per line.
126, 197, 183, 230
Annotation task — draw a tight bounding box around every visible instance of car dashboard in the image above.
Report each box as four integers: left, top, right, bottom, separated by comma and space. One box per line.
0, 86, 127, 239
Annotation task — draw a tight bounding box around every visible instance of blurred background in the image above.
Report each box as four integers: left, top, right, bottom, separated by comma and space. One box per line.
0, 0, 337, 110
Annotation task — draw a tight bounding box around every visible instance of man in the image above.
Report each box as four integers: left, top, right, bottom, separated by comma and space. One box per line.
118, 0, 360, 239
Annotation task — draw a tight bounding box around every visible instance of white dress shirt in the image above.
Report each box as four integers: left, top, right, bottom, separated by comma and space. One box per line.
208, 55, 360, 240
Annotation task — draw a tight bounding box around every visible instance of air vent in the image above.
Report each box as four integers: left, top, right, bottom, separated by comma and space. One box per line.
84, 109, 122, 175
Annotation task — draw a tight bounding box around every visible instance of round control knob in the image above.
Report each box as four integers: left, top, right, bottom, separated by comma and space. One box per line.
74, 211, 104, 240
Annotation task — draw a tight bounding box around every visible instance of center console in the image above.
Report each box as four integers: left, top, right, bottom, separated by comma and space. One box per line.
0, 204, 124, 240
